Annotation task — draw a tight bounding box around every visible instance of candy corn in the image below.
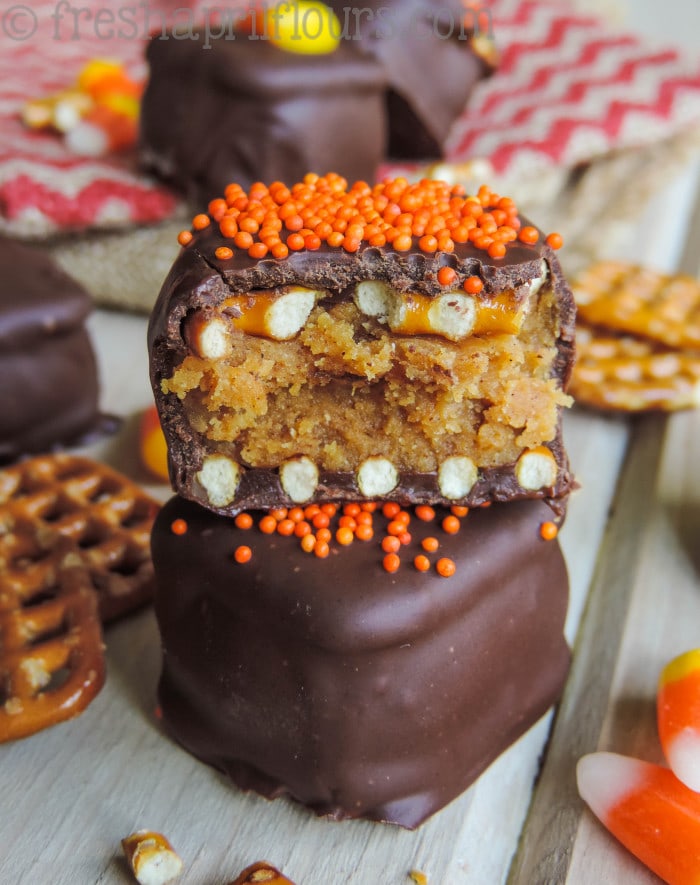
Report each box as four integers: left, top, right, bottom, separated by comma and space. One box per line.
21, 58, 142, 156
139, 405, 169, 482
577, 752, 700, 885
658, 649, 700, 792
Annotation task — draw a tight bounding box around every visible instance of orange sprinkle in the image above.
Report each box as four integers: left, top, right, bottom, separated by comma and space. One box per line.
414, 554, 431, 572
546, 232, 564, 250
450, 505, 469, 517
234, 545, 252, 564
442, 515, 461, 535
518, 226, 539, 245
382, 502, 401, 519
422, 536, 439, 553
288, 507, 305, 523
248, 242, 269, 260
234, 513, 253, 530
170, 518, 188, 536
463, 276, 484, 295
437, 266, 457, 287
312, 513, 330, 530
316, 527, 332, 544
415, 505, 435, 522
304, 504, 321, 519
271, 242, 289, 259
208, 198, 227, 220
177, 230, 193, 247
355, 524, 373, 541
277, 518, 296, 536
321, 503, 337, 516
540, 521, 559, 541
382, 535, 401, 554
215, 246, 233, 260
314, 540, 330, 558
419, 234, 438, 253
259, 515, 277, 534
234, 231, 254, 250
387, 519, 406, 536
300, 533, 316, 553
270, 507, 288, 521
343, 503, 361, 517
192, 213, 210, 230
336, 526, 354, 546
219, 217, 238, 239
383, 552, 401, 573
287, 232, 305, 251
356, 511, 373, 526
436, 557, 456, 578
294, 520, 312, 538
398, 531, 412, 546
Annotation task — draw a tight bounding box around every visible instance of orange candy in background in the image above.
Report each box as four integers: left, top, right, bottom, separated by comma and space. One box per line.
577, 752, 700, 885
658, 649, 700, 792
139, 405, 169, 482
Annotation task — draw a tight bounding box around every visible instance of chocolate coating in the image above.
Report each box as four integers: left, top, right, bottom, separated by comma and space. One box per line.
0, 237, 100, 462
325, 0, 495, 158
153, 495, 570, 828
140, 37, 387, 203
148, 223, 576, 516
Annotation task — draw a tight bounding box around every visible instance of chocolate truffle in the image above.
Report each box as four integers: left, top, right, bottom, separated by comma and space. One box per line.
148, 176, 575, 518
140, 36, 387, 202
152, 495, 570, 828
0, 237, 100, 462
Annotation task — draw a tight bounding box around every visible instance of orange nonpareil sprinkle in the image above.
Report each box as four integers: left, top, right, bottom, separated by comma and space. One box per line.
234, 512, 253, 530
170, 518, 188, 536
178, 173, 559, 264
383, 552, 401, 573
436, 557, 456, 578
234, 545, 252, 563
414, 554, 431, 572
540, 521, 559, 541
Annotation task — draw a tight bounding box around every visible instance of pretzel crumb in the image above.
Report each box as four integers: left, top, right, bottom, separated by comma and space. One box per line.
121, 831, 183, 885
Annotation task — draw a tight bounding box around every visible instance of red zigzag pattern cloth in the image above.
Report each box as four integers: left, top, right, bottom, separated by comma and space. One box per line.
446, 0, 700, 175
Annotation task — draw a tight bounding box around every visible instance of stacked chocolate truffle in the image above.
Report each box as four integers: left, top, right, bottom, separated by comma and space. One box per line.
140, 0, 496, 202
148, 173, 575, 827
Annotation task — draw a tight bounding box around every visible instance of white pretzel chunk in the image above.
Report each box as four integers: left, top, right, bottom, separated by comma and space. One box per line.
356, 457, 399, 497
515, 447, 557, 491
427, 292, 477, 341
121, 830, 183, 885
279, 457, 319, 503
184, 313, 231, 359
438, 456, 478, 499
196, 455, 241, 507
264, 287, 320, 340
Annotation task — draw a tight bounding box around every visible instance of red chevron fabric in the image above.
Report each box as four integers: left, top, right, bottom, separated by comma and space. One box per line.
447, 0, 700, 175
0, 0, 180, 237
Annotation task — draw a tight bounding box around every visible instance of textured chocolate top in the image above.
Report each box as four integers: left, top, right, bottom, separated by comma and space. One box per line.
153, 495, 571, 827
